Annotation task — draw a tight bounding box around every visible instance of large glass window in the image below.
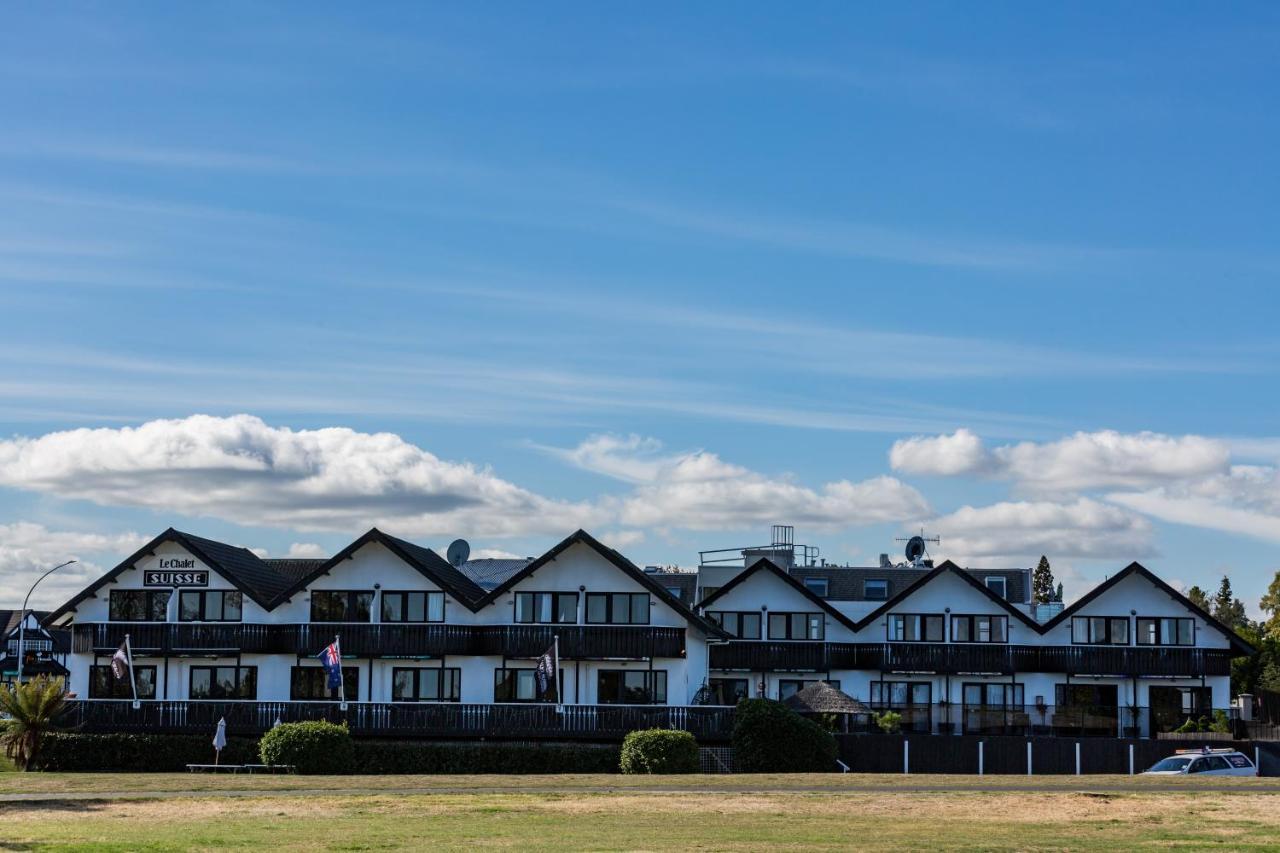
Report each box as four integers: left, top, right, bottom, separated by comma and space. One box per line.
290, 666, 359, 700
380, 591, 445, 623
597, 670, 667, 704
108, 590, 170, 622
864, 579, 888, 600
951, 615, 1008, 643
89, 665, 157, 699
584, 593, 650, 625
1070, 616, 1130, 645
888, 614, 944, 642
392, 667, 461, 702
870, 680, 931, 707
1136, 617, 1194, 646
513, 592, 578, 624
705, 611, 762, 639
493, 668, 561, 703
310, 590, 373, 622
961, 682, 1024, 708
985, 577, 1008, 599
189, 666, 257, 699
767, 612, 824, 640
707, 678, 750, 705
178, 590, 243, 622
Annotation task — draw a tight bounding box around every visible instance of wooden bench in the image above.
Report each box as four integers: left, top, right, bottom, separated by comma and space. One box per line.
186, 764, 243, 773
242, 764, 297, 774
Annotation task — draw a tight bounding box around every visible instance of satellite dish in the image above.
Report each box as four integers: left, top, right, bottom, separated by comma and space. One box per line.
446, 539, 471, 568
904, 535, 926, 563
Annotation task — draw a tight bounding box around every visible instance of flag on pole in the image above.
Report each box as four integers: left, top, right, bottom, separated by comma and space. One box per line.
110, 641, 130, 681
534, 641, 559, 703
318, 640, 343, 690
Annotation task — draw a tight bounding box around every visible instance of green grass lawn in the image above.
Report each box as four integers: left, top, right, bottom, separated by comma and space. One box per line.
1, 775, 1279, 851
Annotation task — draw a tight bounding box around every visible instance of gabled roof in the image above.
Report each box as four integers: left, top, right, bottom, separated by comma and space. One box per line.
697, 557, 861, 634
269, 528, 488, 610
479, 529, 726, 636
1041, 562, 1256, 656
44, 528, 288, 625
458, 558, 534, 592
853, 560, 1043, 633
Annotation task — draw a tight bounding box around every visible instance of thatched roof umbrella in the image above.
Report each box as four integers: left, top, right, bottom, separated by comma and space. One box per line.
785, 681, 871, 715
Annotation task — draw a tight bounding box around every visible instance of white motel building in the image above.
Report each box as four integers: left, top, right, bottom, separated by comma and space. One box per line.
45, 525, 1252, 741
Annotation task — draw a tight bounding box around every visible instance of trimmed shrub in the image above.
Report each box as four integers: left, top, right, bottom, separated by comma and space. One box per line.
731, 698, 837, 773
619, 729, 698, 774
875, 711, 902, 734
352, 741, 620, 774
34, 733, 259, 772
258, 721, 354, 774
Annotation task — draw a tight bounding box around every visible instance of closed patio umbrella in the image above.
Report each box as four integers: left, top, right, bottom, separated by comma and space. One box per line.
212, 717, 227, 765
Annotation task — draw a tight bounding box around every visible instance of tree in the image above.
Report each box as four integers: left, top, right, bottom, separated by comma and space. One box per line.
0, 676, 67, 771
1187, 585, 1210, 611
1054, 582, 1064, 603
1032, 555, 1055, 605
1261, 569, 1280, 642
1213, 575, 1248, 630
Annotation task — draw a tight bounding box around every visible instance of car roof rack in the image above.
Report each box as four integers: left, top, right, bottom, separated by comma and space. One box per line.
1173, 747, 1236, 754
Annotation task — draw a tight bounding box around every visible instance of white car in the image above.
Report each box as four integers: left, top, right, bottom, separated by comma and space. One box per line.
1143, 749, 1256, 777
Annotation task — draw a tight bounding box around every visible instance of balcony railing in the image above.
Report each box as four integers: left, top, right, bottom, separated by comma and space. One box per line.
72, 623, 685, 660
63, 700, 733, 741
708, 642, 1233, 677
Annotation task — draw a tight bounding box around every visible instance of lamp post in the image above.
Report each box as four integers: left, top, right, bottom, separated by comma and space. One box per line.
17, 560, 76, 683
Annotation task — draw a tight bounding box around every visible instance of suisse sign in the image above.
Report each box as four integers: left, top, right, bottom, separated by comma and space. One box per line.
144, 558, 208, 587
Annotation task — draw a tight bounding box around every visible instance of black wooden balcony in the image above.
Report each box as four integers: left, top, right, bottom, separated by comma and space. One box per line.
63, 700, 734, 742
71, 623, 686, 660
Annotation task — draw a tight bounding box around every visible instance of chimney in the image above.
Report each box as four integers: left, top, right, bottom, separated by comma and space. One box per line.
879, 553, 891, 568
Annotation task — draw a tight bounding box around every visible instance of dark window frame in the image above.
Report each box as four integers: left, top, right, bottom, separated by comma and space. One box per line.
1135, 616, 1194, 647
864, 579, 889, 600
596, 669, 667, 705
189, 665, 257, 700
707, 677, 750, 705
89, 664, 158, 699
584, 592, 650, 625
493, 667, 563, 703
887, 613, 945, 643
985, 576, 1008, 599
108, 589, 171, 622
310, 590, 374, 623
380, 590, 445, 623
392, 667, 461, 702
803, 577, 829, 598
767, 611, 825, 640
869, 680, 932, 708
961, 681, 1024, 708
705, 610, 763, 640
1070, 615, 1131, 645
177, 590, 243, 622
289, 665, 359, 700
950, 614, 1009, 644
513, 591, 579, 625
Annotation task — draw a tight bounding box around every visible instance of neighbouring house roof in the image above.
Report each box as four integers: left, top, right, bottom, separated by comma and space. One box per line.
784, 681, 871, 715
788, 565, 1030, 604
0, 658, 69, 677
648, 572, 698, 607
853, 560, 1044, 633
458, 558, 535, 592
696, 558, 862, 634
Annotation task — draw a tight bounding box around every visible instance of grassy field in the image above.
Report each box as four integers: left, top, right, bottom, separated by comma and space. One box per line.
2, 775, 1280, 851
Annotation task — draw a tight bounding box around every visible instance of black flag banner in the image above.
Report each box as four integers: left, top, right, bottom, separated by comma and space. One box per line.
534, 642, 559, 702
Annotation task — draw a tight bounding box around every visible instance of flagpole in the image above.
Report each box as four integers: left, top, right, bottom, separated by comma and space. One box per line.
554, 634, 562, 713
335, 634, 346, 710
124, 633, 139, 709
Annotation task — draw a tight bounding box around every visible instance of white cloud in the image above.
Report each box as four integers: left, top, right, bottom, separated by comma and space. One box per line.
889, 428, 991, 476
599, 529, 646, 550
931, 498, 1154, 564
550, 434, 930, 531
1108, 464, 1280, 543
285, 542, 327, 558
0, 414, 602, 538
0, 523, 148, 609
470, 547, 525, 560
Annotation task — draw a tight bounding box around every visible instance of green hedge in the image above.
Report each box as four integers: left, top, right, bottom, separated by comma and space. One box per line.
619, 729, 699, 774
353, 741, 621, 774
34, 732, 260, 772
259, 721, 354, 774
731, 698, 838, 773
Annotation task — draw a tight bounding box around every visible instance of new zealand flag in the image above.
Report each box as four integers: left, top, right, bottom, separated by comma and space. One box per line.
318, 641, 343, 690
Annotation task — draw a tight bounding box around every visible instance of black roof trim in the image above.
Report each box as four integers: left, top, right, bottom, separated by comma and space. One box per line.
696, 558, 861, 634
268, 528, 487, 611
853, 560, 1043, 632
479, 529, 726, 637
1042, 562, 1256, 656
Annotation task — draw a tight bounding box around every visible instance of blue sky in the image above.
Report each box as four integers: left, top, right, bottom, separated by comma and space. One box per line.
1, 4, 1278, 613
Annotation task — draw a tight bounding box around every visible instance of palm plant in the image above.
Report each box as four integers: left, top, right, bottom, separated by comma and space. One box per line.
0, 676, 67, 770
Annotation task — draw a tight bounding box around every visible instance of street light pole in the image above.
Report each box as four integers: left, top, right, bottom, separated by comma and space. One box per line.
16, 560, 76, 684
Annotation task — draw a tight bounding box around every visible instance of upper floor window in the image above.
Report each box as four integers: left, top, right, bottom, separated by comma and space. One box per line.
664, 586, 683, 600
706, 611, 762, 640
1071, 615, 1129, 645
311, 590, 373, 623
1136, 616, 1193, 646
864, 579, 888, 600
381, 591, 445, 623
178, 590, 242, 622
951, 614, 1008, 643
585, 592, 649, 625
768, 612, 824, 640
109, 589, 170, 622
888, 613, 944, 642
803, 577, 829, 598
985, 577, 1007, 599
514, 592, 577, 624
